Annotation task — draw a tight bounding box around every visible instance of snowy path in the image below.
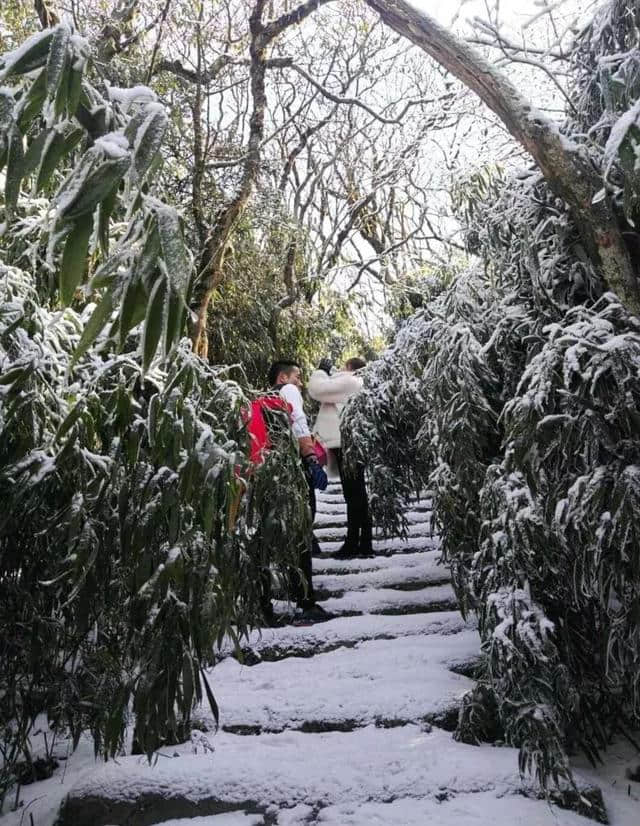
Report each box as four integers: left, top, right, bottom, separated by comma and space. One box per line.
7, 482, 639, 825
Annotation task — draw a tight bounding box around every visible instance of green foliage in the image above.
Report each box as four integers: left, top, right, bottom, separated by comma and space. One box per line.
0, 262, 308, 806
0, 28, 311, 809
206, 214, 374, 385
343, 0, 640, 790
0, 24, 187, 367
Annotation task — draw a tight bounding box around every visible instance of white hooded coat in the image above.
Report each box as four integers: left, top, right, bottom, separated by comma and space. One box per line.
308, 369, 363, 449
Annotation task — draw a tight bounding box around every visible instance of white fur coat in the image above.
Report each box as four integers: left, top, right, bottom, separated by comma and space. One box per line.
308, 369, 363, 449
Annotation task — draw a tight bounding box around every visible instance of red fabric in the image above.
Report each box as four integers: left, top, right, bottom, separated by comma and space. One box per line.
313, 439, 328, 467
244, 396, 292, 466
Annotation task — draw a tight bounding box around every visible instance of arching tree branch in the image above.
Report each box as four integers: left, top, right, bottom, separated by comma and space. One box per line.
364, 0, 640, 315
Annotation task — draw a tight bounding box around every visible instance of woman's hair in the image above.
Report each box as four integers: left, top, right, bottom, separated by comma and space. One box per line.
345, 357, 366, 371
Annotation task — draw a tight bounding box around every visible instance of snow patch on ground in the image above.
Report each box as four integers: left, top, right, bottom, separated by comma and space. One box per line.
220, 611, 475, 662
314, 792, 596, 825
162, 816, 262, 826
315, 552, 448, 592
60, 726, 602, 823
316, 582, 456, 615
206, 633, 478, 732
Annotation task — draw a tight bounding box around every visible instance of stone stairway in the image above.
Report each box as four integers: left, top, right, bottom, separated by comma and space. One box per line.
25, 481, 619, 826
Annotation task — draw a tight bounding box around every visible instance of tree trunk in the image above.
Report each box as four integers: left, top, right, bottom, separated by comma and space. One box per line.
34, 0, 59, 28
190, 0, 335, 358
364, 0, 640, 316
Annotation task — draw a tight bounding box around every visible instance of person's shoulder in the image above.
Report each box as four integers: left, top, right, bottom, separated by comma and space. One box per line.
279, 382, 302, 401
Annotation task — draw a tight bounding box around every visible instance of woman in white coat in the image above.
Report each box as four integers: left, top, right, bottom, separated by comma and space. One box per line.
308, 357, 372, 558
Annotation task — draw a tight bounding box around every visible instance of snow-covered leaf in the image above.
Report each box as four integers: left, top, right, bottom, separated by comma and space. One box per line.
60, 212, 93, 305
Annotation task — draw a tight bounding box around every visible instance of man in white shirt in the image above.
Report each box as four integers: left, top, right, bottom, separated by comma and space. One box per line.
265, 359, 328, 624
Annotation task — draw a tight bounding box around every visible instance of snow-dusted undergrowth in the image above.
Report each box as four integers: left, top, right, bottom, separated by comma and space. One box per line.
343, 0, 640, 789
0, 25, 310, 809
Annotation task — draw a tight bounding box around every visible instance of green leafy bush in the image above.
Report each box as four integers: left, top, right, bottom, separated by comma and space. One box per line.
0, 27, 310, 809
343, 0, 640, 789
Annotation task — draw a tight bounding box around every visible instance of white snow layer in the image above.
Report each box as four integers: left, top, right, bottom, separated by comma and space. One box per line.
206, 632, 478, 732
6, 478, 638, 825
314, 582, 456, 615
61, 726, 601, 824
604, 97, 640, 174
224, 611, 475, 659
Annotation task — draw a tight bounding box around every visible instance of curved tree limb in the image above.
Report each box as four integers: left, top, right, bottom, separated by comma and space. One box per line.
190, 0, 336, 356
364, 0, 640, 316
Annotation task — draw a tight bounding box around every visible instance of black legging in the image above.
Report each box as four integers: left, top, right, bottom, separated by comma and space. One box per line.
334, 448, 372, 550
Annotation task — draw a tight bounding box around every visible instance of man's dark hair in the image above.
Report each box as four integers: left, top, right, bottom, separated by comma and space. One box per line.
267, 359, 301, 387
345, 356, 366, 371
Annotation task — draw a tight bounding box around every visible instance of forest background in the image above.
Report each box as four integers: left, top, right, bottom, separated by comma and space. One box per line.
2, 0, 640, 812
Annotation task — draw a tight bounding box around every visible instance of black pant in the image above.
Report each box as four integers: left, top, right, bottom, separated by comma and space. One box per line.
334, 448, 372, 550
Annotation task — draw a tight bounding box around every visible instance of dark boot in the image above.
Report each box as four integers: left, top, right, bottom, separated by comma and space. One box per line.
334, 541, 358, 559
358, 515, 373, 556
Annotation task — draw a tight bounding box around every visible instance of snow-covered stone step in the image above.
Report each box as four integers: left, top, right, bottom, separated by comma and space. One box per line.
313, 510, 432, 530
202, 632, 478, 735
315, 502, 433, 519
226, 611, 474, 663
316, 494, 433, 510
314, 521, 434, 541
317, 535, 440, 557
313, 550, 441, 575
314, 553, 450, 596
315, 583, 456, 616
58, 725, 601, 826
316, 487, 348, 498
298, 791, 602, 826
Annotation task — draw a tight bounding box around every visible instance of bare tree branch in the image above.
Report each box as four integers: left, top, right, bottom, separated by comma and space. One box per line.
364, 0, 640, 315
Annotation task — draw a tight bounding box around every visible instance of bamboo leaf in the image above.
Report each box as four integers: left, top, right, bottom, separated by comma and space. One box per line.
62, 126, 84, 156
67, 67, 83, 117
1, 28, 55, 78
163, 287, 182, 357
182, 653, 194, 713
45, 24, 70, 99
98, 185, 118, 256
132, 107, 167, 182
5, 125, 24, 216
62, 156, 130, 221
90, 249, 129, 289
21, 129, 49, 180
0, 90, 13, 134
53, 58, 70, 118
137, 222, 161, 291
199, 668, 219, 730
154, 205, 190, 298
142, 276, 165, 372
37, 129, 69, 192
72, 288, 115, 364
18, 68, 47, 129
60, 212, 94, 306
119, 276, 147, 349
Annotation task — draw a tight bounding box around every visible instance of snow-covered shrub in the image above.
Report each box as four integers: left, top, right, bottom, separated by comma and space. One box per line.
0, 268, 308, 805
343, 0, 640, 789
0, 24, 188, 365
0, 28, 310, 808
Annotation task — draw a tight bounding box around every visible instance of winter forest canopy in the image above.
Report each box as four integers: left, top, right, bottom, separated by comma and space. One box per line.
2, 0, 640, 815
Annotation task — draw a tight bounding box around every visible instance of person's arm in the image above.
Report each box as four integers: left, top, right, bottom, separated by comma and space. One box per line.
279, 383, 313, 456
307, 369, 362, 404
279, 383, 327, 490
